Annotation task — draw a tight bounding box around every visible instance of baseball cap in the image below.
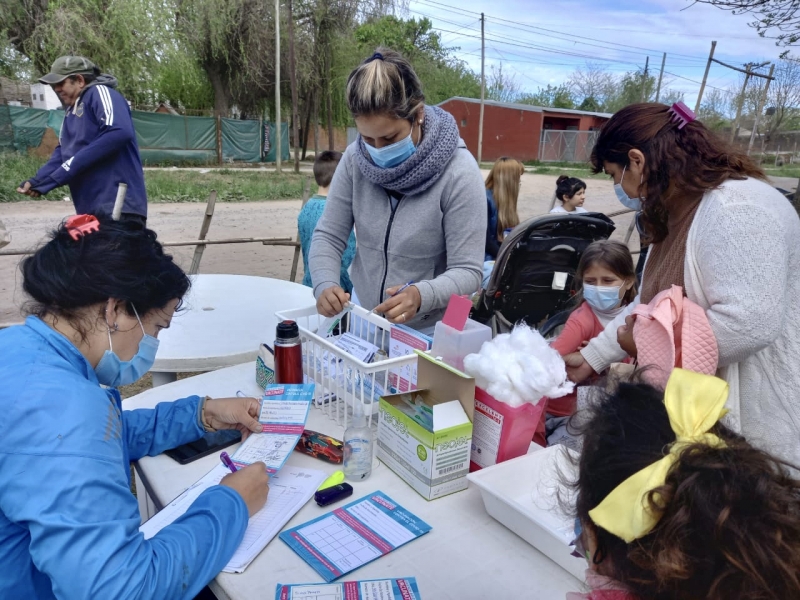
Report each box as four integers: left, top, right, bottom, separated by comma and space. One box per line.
38, 56, 97, 85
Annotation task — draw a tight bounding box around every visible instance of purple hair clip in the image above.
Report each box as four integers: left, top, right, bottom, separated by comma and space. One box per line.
667, 101, 695, 130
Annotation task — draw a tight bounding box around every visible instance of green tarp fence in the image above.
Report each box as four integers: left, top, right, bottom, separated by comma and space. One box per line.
263, 121, 290, 163
0, 105, 290, 164
134, 112, 217, 164
0, 105, 50, 152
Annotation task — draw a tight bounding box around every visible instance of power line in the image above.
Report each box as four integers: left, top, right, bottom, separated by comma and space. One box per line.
413, 0, 715, 63
408, 6, 705, 66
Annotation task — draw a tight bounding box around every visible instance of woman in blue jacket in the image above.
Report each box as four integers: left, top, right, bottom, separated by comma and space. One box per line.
0, 215, 269, 599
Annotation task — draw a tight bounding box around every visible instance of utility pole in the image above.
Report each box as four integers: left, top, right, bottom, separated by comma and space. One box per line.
477, 12, 485, 165
286, 0, 300, 173
655, 52, 667, 102
748, 63, 775, 156
275, 0, 282, 173
695, 40, 717, 113
641, 56, 650, 102
730, 64, 753, 144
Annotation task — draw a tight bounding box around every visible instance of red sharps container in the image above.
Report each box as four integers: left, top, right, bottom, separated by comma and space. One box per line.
274, 320, 303, 384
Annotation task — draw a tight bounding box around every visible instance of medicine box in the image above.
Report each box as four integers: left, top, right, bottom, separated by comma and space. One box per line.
377, 351, 475, 500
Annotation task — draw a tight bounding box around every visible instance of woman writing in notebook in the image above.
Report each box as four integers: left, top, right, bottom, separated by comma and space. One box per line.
310, 48, 486, 333
0, 215, 269, 600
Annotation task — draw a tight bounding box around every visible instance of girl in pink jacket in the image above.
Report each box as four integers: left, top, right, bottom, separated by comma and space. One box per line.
541, 240, 636, 446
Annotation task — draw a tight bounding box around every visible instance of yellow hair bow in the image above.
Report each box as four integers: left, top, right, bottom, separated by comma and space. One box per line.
588, 368, 729, 543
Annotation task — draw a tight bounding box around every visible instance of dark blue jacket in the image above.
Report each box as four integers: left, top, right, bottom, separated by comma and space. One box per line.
485, 188, 500, 261
27, 76, 148, 217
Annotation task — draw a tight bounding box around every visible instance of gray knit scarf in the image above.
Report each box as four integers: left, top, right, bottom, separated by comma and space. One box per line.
354, 105, 460, 196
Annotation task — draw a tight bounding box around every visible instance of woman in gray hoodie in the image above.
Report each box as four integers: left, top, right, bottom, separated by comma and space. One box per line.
309, 48, 486, 332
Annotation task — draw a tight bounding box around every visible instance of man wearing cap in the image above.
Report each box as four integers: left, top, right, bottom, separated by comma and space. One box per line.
16, 56, 147, 223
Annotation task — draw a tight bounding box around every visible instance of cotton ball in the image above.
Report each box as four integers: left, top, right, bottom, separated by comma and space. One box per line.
464, 324, 574, 406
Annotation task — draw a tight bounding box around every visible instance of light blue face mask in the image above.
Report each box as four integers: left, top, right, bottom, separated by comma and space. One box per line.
364, 126, 416, 168
583, 283, 623, 311
613, 165, 643, 211
94, 305, 159, 387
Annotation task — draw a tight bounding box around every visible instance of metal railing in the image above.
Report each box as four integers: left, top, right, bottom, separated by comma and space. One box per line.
539, 130, 599, 163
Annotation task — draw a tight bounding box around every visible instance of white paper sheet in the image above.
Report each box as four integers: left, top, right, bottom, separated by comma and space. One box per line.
139, 464, 326, 573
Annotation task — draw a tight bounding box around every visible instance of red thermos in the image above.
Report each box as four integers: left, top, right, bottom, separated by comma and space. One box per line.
274, 320, 303, 384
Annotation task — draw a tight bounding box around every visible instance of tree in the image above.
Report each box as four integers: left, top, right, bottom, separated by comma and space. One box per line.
486, 62, 520, 103
518, 84, 575, 109
698, 88, 730, 130
763, 57, 800, 139
0, 0, 173, 105
353, 16, 481, 105
695, 1, 800, 47
568, 63, 616, 110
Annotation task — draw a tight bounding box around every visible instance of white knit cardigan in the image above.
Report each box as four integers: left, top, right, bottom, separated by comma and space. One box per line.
581, 177, 800, 466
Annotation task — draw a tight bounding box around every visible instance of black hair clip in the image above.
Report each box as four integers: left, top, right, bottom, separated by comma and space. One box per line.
367, 52, 384, 62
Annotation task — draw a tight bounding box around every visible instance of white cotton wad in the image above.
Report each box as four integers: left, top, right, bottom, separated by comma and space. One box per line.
463, 325, 574, 407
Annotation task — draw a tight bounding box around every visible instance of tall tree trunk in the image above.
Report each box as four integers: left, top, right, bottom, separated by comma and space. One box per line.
301, 91, 312, 160
286, 0, 301, 172
313, 88, 320, 155
325, 52, 334, 151
206, 64, 230, 117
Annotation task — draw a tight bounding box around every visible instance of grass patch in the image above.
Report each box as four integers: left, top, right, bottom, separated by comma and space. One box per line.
145, 170, 305, 202
0, 152, 306, 203
762, 165, 800, 179
0, 153, 47, 202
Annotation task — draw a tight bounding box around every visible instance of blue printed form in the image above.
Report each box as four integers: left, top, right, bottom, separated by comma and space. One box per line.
279, 492, 432, 582
275, 577, 422, 600
231, 384, 314, 474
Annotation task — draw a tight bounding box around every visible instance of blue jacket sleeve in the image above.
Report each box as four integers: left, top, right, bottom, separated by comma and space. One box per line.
26, 145, 64, 194
124, 395, 205, 461
38, 86, 136, 192
0, 450, 249, 600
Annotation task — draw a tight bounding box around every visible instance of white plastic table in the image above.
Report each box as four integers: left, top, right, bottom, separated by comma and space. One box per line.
150, 275, 313, 386
124, 363, 582, 599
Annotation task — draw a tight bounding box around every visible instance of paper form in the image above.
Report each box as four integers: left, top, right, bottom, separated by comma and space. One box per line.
139, 464, 326, 573
280, 492, 431, 583
275, 577, 422, 600
232, 384, 314, 473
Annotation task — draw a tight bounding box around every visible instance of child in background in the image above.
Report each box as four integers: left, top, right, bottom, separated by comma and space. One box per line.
483, 156, 524, 287
542, 240, 636, 447
298, 151, 356, 292
551, 175, 588, 214
567, 369, 800, 600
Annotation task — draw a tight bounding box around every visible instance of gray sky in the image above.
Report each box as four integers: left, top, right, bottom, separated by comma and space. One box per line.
406, 0, 789, 107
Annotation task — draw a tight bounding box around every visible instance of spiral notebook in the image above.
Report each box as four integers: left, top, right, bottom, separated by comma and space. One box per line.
140, 463, 326, 573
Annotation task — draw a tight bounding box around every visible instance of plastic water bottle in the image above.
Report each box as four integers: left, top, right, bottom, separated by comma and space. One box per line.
343, 402, 373, 482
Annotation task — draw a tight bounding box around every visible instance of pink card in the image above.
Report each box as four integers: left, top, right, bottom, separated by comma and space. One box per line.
442, 294, 472, 331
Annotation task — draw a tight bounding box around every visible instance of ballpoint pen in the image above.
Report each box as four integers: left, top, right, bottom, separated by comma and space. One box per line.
392, 281, 414, 296
220, 451, 238, 473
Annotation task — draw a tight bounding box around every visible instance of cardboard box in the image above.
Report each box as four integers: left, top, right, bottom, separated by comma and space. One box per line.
377, 351, 475, 500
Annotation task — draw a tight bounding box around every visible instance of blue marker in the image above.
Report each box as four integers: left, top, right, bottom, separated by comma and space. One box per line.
392, 281, 414, 296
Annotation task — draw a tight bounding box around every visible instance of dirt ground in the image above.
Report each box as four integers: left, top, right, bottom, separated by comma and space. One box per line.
1, 171, 640, 325
5, 169, 795, 326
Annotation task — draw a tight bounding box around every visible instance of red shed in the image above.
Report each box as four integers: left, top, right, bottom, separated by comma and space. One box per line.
437, 97, 612, 163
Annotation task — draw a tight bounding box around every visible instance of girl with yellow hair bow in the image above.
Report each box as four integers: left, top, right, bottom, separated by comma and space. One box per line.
566, 369, 800, 600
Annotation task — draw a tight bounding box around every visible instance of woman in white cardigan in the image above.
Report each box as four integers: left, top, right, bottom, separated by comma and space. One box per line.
566, 102, 800, 467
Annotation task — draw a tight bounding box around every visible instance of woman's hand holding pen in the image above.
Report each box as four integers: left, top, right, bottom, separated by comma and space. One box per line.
221, 463, 270, 516
374, 283, 421, 324
203, 397, 263, 440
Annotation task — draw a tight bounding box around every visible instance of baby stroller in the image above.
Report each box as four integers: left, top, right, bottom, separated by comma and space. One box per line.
472, 212, 616, 336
